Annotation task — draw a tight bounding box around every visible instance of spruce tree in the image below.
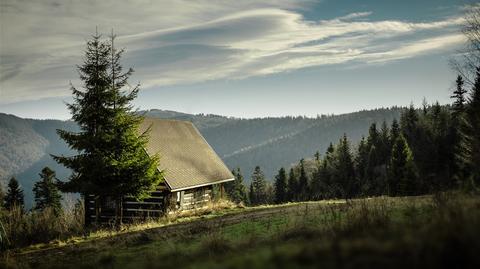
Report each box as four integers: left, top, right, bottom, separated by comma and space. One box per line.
227, 168, 248, 204
33, 167, 63, 216
4, 177, 24, 211
53, 33, 163, 224
452, 75, 468, 117
248, 183, 255, 206
389, 135, 418, 196
250, 166, 267, 205
334, 134, 356, 198
297, 159, 309, 201
465, 67, 480, 185
321, 143, 336, 198
274, 167, 288, 204
287, 168, 297, 202
379, 120, 391, 164
355, 136, 369, 196
451, 75, 470, 185
225, 169, 236, 199
390, 119, 400, 149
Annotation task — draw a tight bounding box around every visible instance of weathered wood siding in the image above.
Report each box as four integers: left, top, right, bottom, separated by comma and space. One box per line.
84, 185, 218, 224
85, 187, 169, 224
175, 186, 213, 211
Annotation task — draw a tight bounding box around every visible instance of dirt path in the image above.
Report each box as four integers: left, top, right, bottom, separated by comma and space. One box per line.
9, 201, 346, 264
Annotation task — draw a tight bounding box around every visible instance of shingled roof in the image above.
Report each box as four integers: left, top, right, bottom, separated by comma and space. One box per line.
139, 118, 234, 191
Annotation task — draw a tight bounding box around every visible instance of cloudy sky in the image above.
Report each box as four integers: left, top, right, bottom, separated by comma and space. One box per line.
0, 0, 477, 119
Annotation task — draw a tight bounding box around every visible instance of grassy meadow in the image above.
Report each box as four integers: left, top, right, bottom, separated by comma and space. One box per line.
2, 192, 479, 269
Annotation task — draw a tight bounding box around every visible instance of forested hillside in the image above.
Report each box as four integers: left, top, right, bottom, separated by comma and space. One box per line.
0, 107, 403, 207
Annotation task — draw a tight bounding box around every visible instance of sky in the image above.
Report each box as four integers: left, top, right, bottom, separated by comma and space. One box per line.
0, 0, 478, 119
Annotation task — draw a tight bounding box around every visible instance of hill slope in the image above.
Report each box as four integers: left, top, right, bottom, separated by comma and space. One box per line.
0, 107, 402, 207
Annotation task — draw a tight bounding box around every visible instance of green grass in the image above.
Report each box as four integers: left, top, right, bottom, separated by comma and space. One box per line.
2, 194, 480, 269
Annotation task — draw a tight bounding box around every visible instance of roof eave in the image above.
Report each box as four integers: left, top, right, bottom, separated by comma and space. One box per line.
169, 178, 235, 192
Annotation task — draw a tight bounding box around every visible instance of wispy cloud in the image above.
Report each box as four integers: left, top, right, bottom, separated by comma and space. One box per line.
0, 0, 466, 104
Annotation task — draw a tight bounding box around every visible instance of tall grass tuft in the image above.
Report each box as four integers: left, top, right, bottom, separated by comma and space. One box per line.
0, 201, 84, 250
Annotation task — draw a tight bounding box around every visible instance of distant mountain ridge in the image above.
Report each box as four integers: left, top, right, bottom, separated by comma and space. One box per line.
0, 107, 403, 207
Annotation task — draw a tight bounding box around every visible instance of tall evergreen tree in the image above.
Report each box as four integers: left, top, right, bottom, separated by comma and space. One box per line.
287, 168, 297, 202
248, 183, 255, 206
274, 167, 288, 204
452, 75, 468, 117
390, 119, 400, 149
226, 168, 248, 204
451, 75, 470, 184
388, 135, 418, 196
465, 67, 480, 185
333, 134, 356, 198
33, 167, 63, 216
355, 136, 369, 196
53, 33, 163, 224
297, 159, 309, 201
378, 120, 391, 164
4, 177, 24, 211
249, 166, 268, 205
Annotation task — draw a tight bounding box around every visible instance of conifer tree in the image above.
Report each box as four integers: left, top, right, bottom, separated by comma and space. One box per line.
451, 75, 470, 185
390, 119, 400, 148
389, 135, 418, 196
297, 159, 309, 201
333, 134, 356, 198
4, 177, 24, 211
248, 183, 255, 206
401, 104, 419, 141
355, 136, 369, 196
249, 166, 267, 205
274, 167, 288, 204
465, 67, 480, 185
452, 75, 468, 117
321, 143, 336, 198
287, 168, 297, 202
226, 168, 248, 204
378, 120, 391, 164
33, 167, 63, 216
53, 32, 163, 224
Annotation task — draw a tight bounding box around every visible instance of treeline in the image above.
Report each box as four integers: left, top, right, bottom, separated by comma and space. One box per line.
226, 72, 480, 205
0, 167, 62, 214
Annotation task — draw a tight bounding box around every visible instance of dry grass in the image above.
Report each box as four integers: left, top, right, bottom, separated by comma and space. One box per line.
1, 199, 241, 253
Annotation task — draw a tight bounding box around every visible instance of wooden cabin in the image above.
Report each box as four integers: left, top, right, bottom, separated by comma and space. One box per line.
85, 118, 234, 224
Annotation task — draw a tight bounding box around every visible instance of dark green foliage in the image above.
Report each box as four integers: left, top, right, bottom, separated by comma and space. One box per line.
287, 168, 297, 202
451, 76, 470, 184
388, 135, 418, 196
53, 33, 163, 222
1, 107, 404, 207
225, 168, 248, 204
465, 67, 480, 185
452, 76, 468, 117
249, 166, 268, 205
297, 159, 309, 201
332, 134, 356, 198
274, 167, 288, 204
33, 167, 62, 216
4, 177, 24, 210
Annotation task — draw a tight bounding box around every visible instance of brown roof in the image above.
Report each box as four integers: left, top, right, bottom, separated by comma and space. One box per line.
139, 118, 234, 191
